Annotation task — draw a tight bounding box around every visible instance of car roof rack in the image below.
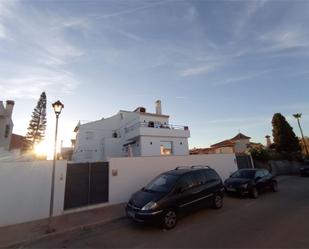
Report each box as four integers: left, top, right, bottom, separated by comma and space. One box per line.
175, 166, 190, 170
191, 165, 211, 169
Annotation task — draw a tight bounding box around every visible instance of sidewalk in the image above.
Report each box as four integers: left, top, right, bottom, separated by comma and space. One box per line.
0, 203, 126, 248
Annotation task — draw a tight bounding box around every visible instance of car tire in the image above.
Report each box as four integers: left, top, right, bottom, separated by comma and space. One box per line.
162, 209, 177, 230
212, 194, 223, 209
271, 181, 278, 192
251, 187, 259, 199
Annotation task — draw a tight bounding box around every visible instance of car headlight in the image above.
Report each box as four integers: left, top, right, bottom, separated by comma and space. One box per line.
141, 201, 158, 211
240, 183, 248, 189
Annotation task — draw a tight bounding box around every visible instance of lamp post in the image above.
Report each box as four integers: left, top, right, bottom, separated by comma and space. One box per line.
47, 100, 64, 233
293, 113, 308, 156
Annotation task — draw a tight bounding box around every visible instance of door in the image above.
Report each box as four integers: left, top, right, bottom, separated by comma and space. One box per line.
173, 174, 198, 211
254, 170, 266, 191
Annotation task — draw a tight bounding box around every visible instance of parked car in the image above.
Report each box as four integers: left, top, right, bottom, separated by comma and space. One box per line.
224, 168, 278, 198
126, 166, 224, 229
300, 164, 309, 176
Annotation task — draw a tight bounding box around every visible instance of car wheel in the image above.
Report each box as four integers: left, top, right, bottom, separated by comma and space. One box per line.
272, 181, 278, 192
212, 194, 223, 209
251, 187, 259, 199
162, 210, 177, 230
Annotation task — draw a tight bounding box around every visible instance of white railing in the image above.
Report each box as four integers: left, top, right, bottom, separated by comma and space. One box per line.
124, 122, 189, 133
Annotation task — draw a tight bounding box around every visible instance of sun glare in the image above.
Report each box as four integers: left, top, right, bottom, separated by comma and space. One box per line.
34, 141, 53, 158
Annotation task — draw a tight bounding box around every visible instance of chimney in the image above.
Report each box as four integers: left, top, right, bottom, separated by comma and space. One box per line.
265, 135, 271, 148
5, 100, 15, 118
155, 100, 162, 115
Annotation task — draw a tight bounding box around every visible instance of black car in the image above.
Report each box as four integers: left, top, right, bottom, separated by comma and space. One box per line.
300, 164, 309, 176
126, 166, 224, 229
224, 168, 278, 198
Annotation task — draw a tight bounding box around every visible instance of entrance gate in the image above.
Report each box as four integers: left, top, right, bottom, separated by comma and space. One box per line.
64, 162, 109, 210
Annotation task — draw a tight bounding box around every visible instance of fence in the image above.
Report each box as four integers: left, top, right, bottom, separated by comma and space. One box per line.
0, 160, 67, 227
108, 154, 237, 204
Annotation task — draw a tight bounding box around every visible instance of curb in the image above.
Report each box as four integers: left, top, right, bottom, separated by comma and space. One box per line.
2, 215, 126, 248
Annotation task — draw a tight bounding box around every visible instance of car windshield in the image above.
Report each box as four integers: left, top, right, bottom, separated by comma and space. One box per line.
231, 170, 256, 179
144, 174, 178, 193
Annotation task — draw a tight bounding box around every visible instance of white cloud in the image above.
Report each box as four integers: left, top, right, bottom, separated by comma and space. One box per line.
0, 67, 78, 99
259, 29, 309, 52
185, 6, 198, 22
234, 0, 269, 35
212, 68, 281, 86
0, 0, 84, 99
180, 62, 222, 77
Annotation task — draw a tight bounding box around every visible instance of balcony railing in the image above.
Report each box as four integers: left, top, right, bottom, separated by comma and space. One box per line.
124, 122, 189, 134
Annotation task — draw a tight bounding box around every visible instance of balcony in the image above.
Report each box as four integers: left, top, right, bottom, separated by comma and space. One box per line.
124, 122, 190, 140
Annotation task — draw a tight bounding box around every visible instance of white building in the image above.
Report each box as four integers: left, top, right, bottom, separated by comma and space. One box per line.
0, 100, 14, 150
72, 100, 190, 162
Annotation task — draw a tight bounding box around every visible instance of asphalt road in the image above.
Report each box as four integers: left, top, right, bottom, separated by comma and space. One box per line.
22, 176, 309, 248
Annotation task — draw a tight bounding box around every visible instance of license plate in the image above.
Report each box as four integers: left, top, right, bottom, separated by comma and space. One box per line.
127, 210, 135, 218
227, 187, 236, 192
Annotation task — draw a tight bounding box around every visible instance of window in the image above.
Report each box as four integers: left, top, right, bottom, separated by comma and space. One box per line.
262, 169, 270, 176
205, 169, 220, 182
144, 174, 178, 193
231, 170, 255, 179
176, 174, 194, 192
255, 170, 264, 178
192, 171, 207, 185
4, 125, 10, 138
85, 131, 94, 140
160, 141, 173, 155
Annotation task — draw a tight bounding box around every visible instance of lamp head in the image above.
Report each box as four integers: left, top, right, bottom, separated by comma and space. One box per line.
52, 100, 64, 115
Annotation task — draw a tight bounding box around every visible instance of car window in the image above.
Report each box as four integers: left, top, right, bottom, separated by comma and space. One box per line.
144, 174, 179, 193
262, 169, 270, 176
255, 170, 264, 178
192, 170, 207, 186
177, 174, 195, 192
205, 169, 220, 182
231, 170, 255, 179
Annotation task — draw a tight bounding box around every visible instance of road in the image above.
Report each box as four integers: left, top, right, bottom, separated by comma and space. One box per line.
21, 176, 309, 248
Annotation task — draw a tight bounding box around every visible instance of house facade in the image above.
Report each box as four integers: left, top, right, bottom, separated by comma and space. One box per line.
210, 133, 251, 154
0, 100, 14, 150
72, 100, 190, 162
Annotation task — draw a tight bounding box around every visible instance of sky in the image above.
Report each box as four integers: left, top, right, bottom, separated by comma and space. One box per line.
1, 0, 309, 152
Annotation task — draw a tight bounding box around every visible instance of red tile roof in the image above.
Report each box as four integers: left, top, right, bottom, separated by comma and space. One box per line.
211, 139, 235, 148
230, 133, 251, 141
210, 133, 251, 148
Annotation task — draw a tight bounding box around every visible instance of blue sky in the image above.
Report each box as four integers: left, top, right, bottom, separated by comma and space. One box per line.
1, 0, 309, 149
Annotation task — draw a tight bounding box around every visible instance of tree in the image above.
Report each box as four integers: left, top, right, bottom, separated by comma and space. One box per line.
272, 113, 301, 153
23, 92, 47, 151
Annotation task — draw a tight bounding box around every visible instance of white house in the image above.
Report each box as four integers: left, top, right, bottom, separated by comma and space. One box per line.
210, 133, 251, 154
0, 100, 14, 150
72, 100, 190, 162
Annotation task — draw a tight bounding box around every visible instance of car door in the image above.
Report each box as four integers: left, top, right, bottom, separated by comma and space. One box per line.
190, 170, 209, 207
203, 169, 222, 205
172, 173, 199, 211
262, 169, 273, 188
255, 170, 266, 191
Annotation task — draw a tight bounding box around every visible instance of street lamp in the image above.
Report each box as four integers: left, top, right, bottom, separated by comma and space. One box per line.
293, 113, 308, 156
47, 100, 64, 233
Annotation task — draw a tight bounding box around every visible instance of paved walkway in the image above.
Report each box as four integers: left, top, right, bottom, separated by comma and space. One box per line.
0, 203, 126, 248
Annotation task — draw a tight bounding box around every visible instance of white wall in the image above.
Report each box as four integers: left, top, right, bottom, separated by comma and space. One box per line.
108, 154, 237, 205
0, 160, 67, 227
140, 137, 189, 156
